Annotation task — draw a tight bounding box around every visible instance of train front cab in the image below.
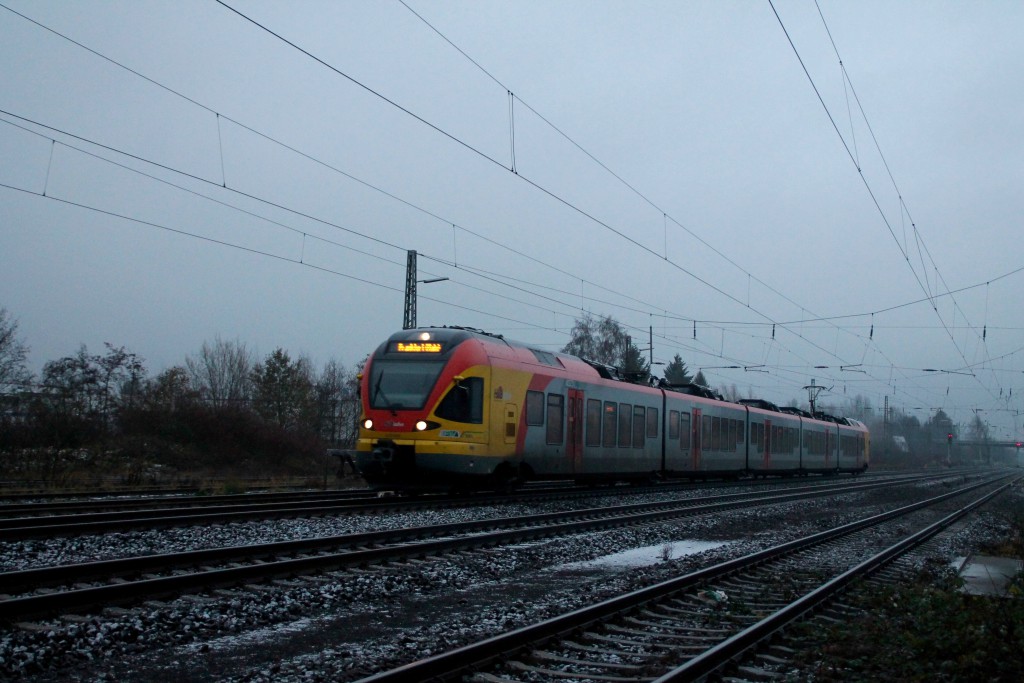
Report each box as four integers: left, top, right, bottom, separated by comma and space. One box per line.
355, 329, 515, 491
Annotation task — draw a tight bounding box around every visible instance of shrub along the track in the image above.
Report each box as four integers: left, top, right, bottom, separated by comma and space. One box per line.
789, 494, 1024, 682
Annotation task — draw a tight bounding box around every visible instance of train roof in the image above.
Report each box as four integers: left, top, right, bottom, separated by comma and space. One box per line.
393, 327, 865, 426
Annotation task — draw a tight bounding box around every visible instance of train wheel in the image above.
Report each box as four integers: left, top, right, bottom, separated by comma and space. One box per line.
491, 462, 523, 493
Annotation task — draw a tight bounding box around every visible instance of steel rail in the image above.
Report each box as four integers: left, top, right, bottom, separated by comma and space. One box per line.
0, 488, 376, 517
0, 475, 968, 622
353, 475, 1014, 683
0, 472, 956, 541
654, 479, 1016, 681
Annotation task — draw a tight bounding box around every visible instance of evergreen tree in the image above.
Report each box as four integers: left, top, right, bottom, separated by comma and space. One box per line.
662, 354, 693, 385
251, 348, 314, 430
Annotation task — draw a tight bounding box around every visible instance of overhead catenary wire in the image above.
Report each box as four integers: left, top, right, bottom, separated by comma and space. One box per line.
214, 0, 941, 407
772, 0, 1000, 406
392, 0, 976, 413
0, 3, 1015, 424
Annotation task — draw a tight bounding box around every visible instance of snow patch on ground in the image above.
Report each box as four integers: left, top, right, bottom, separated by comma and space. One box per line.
555, 539, 729, 569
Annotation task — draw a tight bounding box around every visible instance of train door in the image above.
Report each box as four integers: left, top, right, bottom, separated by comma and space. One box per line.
567, 388, 584, 473
692, 408, 702, 471
824, 427, 831, 469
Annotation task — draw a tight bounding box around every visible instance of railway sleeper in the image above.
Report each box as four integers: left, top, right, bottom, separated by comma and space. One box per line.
602, 624, 723, 642
768, 642, 798, 653
583, 632, 708, 654
754, 652, 791, 667
562, 638, 662, 658
467, 673, 526, 683
624, 615, 734, 633
645, 604, 710, 618
60, 614, 91, 624
729, 664, 785, 681
506, 659, 647, 682
528, 649, 647, 671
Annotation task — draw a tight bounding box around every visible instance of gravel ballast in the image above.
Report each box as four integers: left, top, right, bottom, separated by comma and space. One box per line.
1, 476, 1017, 681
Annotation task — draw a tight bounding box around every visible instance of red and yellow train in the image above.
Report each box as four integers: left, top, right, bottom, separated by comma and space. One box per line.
355, 326, 869, 491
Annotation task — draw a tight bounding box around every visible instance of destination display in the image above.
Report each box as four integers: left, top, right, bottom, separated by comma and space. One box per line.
392, 341, 443, 353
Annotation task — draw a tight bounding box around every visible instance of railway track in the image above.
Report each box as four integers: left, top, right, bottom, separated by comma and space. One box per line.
0, 487, 375, 516
354, 474, 1017, 683
0, 472, 948, 540
0, 473, 965, 623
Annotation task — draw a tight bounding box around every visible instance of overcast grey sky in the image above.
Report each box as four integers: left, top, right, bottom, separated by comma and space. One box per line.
1, 1, 1022, 440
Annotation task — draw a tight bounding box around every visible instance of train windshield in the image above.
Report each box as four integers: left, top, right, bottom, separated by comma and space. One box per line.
368, 360, 445, 411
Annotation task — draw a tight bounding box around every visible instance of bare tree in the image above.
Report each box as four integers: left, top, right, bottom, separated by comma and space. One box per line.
562, 312, 649, 377
185, 337, 253, 407
718, 383, 741, 402
314, 358, 361, 447
0, 307, 31, 392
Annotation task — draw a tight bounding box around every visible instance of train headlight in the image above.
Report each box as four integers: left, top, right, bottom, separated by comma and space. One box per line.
363, 419, 373, 430
415, 420, 428, 431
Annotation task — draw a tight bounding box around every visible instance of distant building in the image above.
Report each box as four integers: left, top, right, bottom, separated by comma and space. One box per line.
892, 435, 909, 453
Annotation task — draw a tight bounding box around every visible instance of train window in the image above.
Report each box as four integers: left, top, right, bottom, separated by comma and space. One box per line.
545, 394, 564, 444
603, 402, 617, 447
618, 403, 632, 447
669, 410, 679, 440
736, 420, 745, 445
434, 377, 484, 424
680, 412, 691, 449
525, 390, 544, 426
586, 399, 601, 446
711, 416, 720, 451
727, 419, 736, 452
633, 405, 646, 447
807, 431, 818, 455
368, 359, 445, 410
702, 415, 712, 451
646, 407, 659, 439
